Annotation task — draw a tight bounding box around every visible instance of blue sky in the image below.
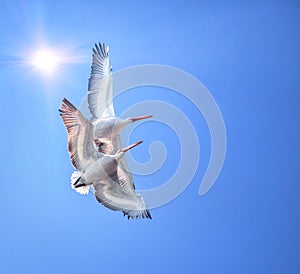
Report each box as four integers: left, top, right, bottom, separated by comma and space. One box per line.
0, 1, 299, 273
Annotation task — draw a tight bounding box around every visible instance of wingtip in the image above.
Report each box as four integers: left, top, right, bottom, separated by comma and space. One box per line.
123, 209, 152, 220
60, 98, 77, 112
146, 209, 152, 219
92, 42, 109, 57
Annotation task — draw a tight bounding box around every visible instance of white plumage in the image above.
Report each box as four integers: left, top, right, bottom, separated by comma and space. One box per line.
59, 43, 152, 219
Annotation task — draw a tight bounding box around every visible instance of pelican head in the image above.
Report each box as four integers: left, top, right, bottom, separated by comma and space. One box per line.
95, 115, 152, 137
114, 140, 143, 160
116, 115, 153, 131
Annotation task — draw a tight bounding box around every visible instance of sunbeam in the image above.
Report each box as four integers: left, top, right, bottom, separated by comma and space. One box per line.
31, 48, 60, 74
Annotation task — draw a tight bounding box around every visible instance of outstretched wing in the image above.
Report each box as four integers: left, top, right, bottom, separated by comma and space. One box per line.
88, 43, 115, 119
59, 98, 98, 171
93, 172, 151, 219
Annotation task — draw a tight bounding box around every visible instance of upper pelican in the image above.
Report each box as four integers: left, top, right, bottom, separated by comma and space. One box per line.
88, 43, 152, 151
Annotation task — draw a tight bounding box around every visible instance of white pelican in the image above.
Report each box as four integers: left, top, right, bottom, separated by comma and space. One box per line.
59, 98, 151, 219
88, 43, 152, 152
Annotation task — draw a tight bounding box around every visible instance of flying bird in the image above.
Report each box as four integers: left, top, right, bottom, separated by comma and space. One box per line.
59, 98, 151, 219
88, 43, 152, 150
59, 42, 152, 219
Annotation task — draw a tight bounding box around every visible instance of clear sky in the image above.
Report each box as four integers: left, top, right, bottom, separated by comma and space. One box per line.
0, 1, 299, 273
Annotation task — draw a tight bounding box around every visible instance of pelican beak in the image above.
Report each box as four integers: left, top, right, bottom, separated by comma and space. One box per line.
120, 140, 143, 152
130, 115, 153, 122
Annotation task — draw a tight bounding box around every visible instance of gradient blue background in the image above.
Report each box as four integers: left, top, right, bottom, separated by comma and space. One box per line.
0, 1, 299, 273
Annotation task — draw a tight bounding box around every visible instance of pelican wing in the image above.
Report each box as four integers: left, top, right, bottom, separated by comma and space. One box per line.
93, 172, 151, 219
95, 134, 135, 191
88, 43, 115, 119
59, 98, 98, 171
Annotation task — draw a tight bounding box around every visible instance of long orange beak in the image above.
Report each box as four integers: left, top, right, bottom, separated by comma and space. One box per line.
130, 115, 153, 122
120, 140, 143, 152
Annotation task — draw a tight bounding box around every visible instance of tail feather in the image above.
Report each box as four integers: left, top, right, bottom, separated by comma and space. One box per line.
71, 171, 90, 195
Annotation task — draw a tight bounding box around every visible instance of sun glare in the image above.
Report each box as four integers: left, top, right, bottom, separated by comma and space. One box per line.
31, 49, 60, 74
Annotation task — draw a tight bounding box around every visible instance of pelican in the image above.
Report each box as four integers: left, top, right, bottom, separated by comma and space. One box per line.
59, 98, 151, 219
88, 43, 152, 154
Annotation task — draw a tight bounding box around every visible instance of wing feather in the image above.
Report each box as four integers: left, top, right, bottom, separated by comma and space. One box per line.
93, 172, 151, 219
59, 98, 98, 171
88, 42, 114, 119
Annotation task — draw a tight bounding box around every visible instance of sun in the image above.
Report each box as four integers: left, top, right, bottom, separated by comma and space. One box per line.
31, 49, 60, 74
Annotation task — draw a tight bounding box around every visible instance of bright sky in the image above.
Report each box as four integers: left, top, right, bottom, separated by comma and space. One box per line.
0, 1, 299, 274
31, 49, 60, 74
